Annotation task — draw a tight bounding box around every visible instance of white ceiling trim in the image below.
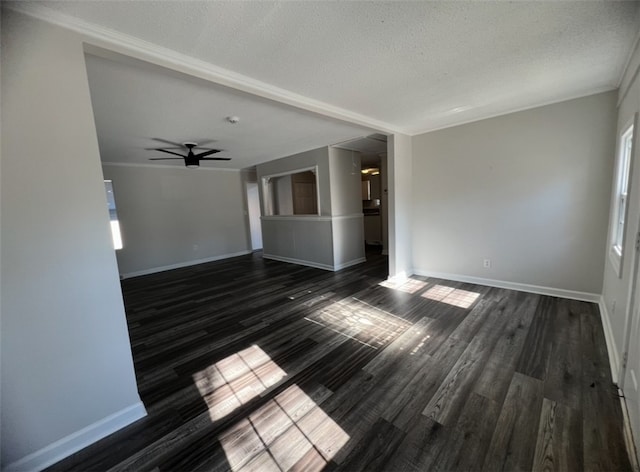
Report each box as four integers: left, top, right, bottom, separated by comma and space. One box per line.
618, 29, 640, 106
102, 162, 241, 172
618, 25, 640, 89
7, 2, 402, 136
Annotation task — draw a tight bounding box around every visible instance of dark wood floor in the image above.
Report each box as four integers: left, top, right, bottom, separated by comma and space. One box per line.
50, 251, 633, 471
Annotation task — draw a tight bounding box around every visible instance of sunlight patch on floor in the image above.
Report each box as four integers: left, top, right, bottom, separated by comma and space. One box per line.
192, 345, 287, 422
219, 384, 350, 472
305, 297, 412, 350
421, 285, 480, 309
379, 278, 427, 294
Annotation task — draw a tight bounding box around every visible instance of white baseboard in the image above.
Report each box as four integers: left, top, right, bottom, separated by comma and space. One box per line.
263, 254, 334, 271
599, 296, 621, 384
121, 250, 252, 279
335, 257, 367, 271
411, 268, 601, 303
3, 402, 147, 472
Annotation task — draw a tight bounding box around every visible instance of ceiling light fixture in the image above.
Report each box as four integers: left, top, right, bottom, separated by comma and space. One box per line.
226, 116, 240, 124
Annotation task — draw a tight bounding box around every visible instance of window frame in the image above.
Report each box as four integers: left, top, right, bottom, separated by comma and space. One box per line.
261, 166, 321, 217
609, 115, 637, 277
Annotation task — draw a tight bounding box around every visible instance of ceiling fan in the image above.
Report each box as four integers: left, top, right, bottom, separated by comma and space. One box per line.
147, 139, 231, 168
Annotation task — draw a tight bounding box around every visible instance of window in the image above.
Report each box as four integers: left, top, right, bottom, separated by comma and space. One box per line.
104, 180, 123, 250
610, 121, 635, 276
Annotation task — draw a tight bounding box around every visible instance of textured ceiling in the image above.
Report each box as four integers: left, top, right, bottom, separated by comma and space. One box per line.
21, 1, 640, 134
84, 54, 374, 169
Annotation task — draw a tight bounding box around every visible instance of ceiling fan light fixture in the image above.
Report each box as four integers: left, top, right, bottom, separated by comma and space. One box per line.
185, 153, 200, 168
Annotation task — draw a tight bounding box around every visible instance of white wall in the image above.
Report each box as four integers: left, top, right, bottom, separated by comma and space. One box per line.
1, 10, 144, 469
411, 91, 617, 296
102, 164, 251, 277
388, 133, 413, 279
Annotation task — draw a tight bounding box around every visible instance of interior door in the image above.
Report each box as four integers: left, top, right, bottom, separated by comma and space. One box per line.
624, 252, 640, 447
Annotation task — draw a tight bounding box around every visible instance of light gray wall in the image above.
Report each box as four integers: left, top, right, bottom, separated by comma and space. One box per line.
389, 133, 413, 279
328, 147, 362, 216
257, 146, 365, 270
411, 91, 617, 294
102, 165, 251, 277
332, 216, 365, 269
1, 10, 143, 468
257, 147, 331, 216
329, 147, 365, 267
258, 147, 333, 268
261, 217, 335, 268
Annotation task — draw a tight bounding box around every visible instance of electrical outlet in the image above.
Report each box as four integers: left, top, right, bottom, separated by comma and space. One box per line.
483, 259, 491, 268
193, 244, 199, 251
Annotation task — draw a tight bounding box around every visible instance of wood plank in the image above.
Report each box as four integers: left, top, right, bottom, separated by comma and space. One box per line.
532, 398, 583, 472
515, 296, 556, 380
432, 392, 501, 471
474, 291, 540, 403
382, 415, 449, 472
421, 295, 513, 425
482, 372, 545, 472
583, 377, 632, 471
336, 418, 406, 472
543, 299, 583, 409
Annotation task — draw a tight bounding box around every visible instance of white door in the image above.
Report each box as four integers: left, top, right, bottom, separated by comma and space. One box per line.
624, 247, 640, 446
246, 182, 262, 250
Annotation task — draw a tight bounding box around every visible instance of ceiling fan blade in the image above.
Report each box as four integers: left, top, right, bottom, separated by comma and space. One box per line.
194, 148, 222, 158
153, 148, 186, 158
152, 138, 185, 148
199, 157, 232, 161
149, 157, 184, 160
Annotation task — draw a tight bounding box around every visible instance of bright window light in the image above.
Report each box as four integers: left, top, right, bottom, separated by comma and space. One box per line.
193, 347, 350, 471
304, 297, 411, 350
610, 121, 635, 276
192, 345, 287, 422
378, 278, 427, 294
219, 384, 349, 471
104, 180, 123, 250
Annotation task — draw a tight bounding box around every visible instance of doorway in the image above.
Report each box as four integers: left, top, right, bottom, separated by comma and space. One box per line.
246, 182, 262, 251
